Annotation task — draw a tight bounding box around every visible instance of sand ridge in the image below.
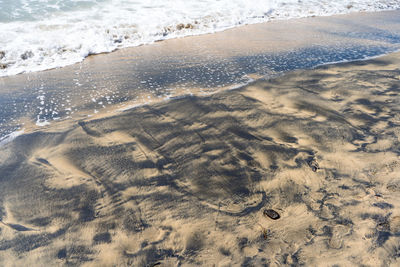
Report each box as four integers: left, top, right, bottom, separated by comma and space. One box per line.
1, 53, 400, 266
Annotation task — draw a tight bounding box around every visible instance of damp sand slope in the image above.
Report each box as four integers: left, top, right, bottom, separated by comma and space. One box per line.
2, 52, 400, 266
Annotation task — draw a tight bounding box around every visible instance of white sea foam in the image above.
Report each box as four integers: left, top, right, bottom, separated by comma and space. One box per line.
0, 129, 24, 146
0, 0, 399, 77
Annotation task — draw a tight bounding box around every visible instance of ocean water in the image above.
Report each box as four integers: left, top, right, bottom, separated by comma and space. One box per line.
0, 0, 399, 77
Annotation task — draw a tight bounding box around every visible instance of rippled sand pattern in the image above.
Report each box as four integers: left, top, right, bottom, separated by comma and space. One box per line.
1, 53, 400, 266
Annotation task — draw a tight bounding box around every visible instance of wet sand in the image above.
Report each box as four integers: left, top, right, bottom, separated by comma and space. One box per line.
1, 49, 400, 266
2, 10, 400, 139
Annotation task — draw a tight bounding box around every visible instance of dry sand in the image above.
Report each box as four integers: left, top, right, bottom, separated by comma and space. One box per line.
2, 51, 400, 266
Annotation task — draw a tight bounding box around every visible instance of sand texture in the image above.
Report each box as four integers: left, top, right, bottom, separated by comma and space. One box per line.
2, 52, 400, 266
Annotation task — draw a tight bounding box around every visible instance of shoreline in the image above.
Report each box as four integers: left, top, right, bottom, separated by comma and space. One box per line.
2, 7, 400, 78
1, 10, 400, 140
2, 9, 396, 78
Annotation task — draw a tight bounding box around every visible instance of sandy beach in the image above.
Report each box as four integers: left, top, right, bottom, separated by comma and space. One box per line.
2, 9, 400, 267
1, 48, 400, 265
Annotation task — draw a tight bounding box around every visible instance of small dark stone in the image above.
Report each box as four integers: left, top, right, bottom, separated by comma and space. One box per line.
0, 63, 7, 69
263, 209, 280, 220
0, 51, 5, 60
307, 158, 319, 172
21, 51, 34, 60
311, 165, 318, 172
